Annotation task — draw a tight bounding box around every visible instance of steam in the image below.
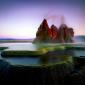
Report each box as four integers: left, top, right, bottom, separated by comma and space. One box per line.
43, 13, 65, 26
60, 16, 65, 24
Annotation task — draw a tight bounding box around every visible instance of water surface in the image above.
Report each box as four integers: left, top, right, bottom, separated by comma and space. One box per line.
0, 42, 85, 66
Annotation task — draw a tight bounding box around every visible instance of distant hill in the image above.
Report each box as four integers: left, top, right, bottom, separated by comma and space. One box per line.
0, 38, 15, 40
0, 36, 85, 43
74, 35, 85, 42
0, 38, 34, 43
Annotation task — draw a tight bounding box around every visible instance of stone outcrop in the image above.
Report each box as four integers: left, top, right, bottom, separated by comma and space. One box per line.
33, 19, 74, 43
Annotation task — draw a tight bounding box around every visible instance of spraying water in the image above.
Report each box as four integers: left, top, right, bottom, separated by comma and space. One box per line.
43, 13, 66, 27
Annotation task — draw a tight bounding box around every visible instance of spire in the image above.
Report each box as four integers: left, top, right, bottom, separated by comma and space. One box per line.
41, 19, 49, 29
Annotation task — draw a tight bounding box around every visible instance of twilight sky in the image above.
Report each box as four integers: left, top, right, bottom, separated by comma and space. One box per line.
0, 0, 85, 39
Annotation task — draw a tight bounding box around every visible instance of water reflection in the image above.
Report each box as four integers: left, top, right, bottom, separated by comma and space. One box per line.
0, 42, 85, 66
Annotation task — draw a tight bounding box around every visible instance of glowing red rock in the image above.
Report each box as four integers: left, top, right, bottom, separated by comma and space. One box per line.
33, 19, 51, 43
33, 19, 74, 43
50, 25, 59, 42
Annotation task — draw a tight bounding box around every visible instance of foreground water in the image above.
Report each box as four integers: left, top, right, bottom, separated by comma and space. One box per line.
0, 42, 85, 66
0, 42, 85, 85
0, 43, 64, 66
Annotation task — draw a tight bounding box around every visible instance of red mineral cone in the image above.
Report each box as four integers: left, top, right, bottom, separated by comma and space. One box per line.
50, 25, 59, 42
33, 19, 74, 43
33, 19, 51, 43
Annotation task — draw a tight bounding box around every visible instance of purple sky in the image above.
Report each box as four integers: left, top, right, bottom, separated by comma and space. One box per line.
0, 0, 85, 39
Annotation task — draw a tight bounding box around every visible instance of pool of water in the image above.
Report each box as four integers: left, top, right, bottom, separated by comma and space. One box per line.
0, 42, 85, 66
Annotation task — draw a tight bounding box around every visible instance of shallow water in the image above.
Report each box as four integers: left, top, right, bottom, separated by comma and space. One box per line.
0, 42, 85, 66
0, 43, 64, 66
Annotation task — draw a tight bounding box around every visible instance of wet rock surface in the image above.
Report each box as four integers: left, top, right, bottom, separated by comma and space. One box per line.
0, 56, 85, 85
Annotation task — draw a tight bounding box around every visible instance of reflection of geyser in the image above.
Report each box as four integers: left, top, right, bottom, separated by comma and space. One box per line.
40, 49, 74, 64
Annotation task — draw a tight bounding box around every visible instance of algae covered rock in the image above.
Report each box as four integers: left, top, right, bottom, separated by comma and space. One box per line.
73, 57, 85, 69
0, 59, 11, 82
9, 55, 74, 85
0, 47, 8, 50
